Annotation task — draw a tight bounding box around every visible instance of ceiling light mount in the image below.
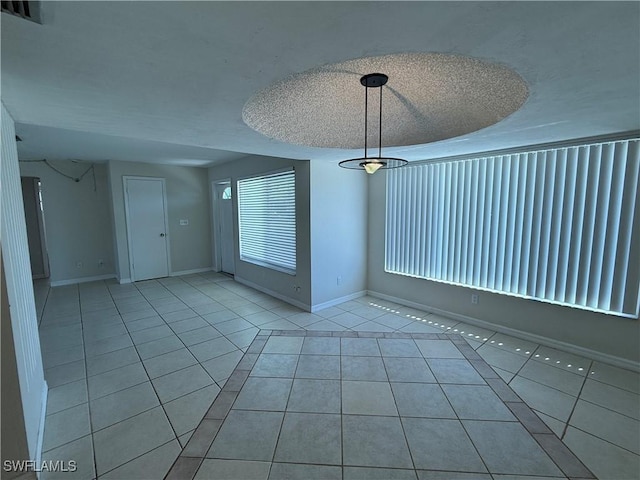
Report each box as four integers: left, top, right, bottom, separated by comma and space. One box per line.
339, 73, 408, 174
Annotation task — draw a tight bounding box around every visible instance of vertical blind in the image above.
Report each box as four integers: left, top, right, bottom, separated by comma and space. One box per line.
385, 139, 640, 318
237, 169, 296, 273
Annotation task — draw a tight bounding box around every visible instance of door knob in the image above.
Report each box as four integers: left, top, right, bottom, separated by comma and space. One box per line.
160, 233, 165, 237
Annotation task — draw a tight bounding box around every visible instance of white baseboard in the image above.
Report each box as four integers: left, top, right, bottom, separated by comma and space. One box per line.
368, 290, 640, 372
50, 274, 116, 287
311, 291, 367, 312
235, 276, 311, 312
35, 380, 48, 477
118, 277, 132, 285
170, 267, 214, 277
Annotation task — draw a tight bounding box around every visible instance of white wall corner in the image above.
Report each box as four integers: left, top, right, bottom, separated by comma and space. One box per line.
311, 291, 367, 313
235, 275, 311, 312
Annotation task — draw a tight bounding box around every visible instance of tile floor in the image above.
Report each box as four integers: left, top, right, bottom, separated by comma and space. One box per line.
165, 330, 593, 480
35, 272, 640, 479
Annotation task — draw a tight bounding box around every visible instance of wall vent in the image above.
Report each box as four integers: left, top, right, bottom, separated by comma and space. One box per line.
1, 1, 41, 23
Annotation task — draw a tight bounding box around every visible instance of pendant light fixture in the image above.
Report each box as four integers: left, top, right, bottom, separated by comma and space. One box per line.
339, 73, 408, 174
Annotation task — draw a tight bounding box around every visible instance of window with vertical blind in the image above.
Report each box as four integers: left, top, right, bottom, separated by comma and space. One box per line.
237, 169, 296, 274
385, 138, 640, 318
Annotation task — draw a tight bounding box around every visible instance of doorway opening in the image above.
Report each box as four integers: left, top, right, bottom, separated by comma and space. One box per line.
21, 177, 50, 280
212, 180, 235, 275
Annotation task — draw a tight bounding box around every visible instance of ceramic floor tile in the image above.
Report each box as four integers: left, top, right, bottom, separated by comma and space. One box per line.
448, 323, 495, 342
378, 338, 422, 357
399, 321, 442, 334
90, 381, 159, 431
287, 379, 341, 414
382, 358, 434, 384
251, 353, 299, 378
46, 379, 88, 415
270, 463, 342, 480
331, 312, 369, 328
195, 459, 271, 480
416, 472, 490, 480
243, 311, 282, 326
371, 313, 412, 329
101, 440, 180, 480
343, 415, 413, 468
262, 336, 304, 354
40, 435, 94, 480
233, 377, 293, 411
295, 354, 340, 379
87, 362, 148, 400
509, 376, 577, 422
341, 337, 381, 356
124, 315, 166, 332
151, 364, 214, 403
518, 359, 585, 396
143, 347, 198, 379
342, 356, 388, 381
569, 399, 640, 453
136, 335, 185, 360
403, 418, 486, 472
531, 346, 591, 375
85, 346, 140, 376
535, 410, 566, 437
588, 362, 640, 393
477, 344, 529, 374
414, 339, 465, 358
563, 426, 640, 480
42, 344, 85, 370
44, 360, 86, 389
93, 406, 175, 475
391, 382, 456, 418
580, 378, 640, 420
201, 309, 239, 325
164, 384, 221, 436
188, 336, 238, 363
463, 420, 562, 476
85, 333, 134, 357
344, 467, 418, 480
288, 312, 324, 327
301, 336, 341, 355
207, 410, 284, 461
169, 316, 209, 333
486, 333, 539, 357
274, 412, 342, 464
177, 325, 223, 346
129, 324, 175, 345
202, 349, 244, 382
427, 358, 486, 384
215, 317, 256, 335
442, 384, 516, 421
342, 380, 398, 415
351, 321, 395, 332
226, 327, 259, 349
43, 403, 91, 452
305, 319, 346, 331
260, 318, 302, 330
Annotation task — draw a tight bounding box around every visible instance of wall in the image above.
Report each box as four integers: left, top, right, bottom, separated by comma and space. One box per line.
108, 160, 212, 282
19, 161, 115, 285
309, 159, 367, 309
1, 104, 47, 463
367, 170, 640, 366
1, 255, 35, 479
209, 155, 312, 309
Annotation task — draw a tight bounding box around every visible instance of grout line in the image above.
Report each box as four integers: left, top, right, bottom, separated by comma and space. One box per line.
561, 358, 594, 440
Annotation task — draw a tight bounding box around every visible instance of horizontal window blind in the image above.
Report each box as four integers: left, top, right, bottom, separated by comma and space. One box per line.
237, 170, 296, 273
385, 139, 640, 318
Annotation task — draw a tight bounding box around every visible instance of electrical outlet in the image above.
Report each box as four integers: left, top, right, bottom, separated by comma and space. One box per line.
471, 294, 479, 305
76, 261, 83, 269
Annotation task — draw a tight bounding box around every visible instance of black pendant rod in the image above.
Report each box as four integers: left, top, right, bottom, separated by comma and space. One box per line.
364, 82, 368, 159
379, 83, 383, 158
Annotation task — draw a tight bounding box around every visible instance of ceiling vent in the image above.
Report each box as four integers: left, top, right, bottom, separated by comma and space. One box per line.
1, 1, 41, 23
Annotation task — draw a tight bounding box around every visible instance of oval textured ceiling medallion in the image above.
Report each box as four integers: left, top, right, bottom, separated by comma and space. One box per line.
242, 53, 529, 149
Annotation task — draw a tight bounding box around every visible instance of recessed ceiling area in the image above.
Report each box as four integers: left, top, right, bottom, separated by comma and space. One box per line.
243, 53, 529, 149
1, 1, 639, 164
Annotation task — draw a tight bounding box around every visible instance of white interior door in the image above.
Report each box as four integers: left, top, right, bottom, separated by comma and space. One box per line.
124, 177, 170, 281
216, 182, 235, 275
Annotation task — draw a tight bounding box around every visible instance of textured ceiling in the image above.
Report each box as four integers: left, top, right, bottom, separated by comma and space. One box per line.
243, 53, 528, 149
1, 2, 638, 165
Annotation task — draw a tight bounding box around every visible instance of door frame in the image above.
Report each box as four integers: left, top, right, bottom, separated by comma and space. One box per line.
211, 179, 234, 274
22, 177, 50, 279
123, 176, 171, 282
